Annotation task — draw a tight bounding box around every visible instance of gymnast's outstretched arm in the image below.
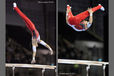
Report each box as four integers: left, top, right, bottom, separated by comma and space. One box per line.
31, 38, 39, 63
88, 8, 93, 24
84, 8, 93, 30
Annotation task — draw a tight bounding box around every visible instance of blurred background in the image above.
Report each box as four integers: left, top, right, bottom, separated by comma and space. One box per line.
58, 0, 108, 76
6, 0, 56, 76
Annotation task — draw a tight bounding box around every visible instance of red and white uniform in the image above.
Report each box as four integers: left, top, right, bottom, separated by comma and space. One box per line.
67, 5, 103, 31
13, 3, 53, 53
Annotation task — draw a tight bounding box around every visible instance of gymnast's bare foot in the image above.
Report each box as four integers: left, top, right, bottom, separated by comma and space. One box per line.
13, 2, 17, 7
99, 4, 105, 11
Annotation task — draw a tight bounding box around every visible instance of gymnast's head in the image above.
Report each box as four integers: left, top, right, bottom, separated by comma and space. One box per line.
80, 20, 88, 30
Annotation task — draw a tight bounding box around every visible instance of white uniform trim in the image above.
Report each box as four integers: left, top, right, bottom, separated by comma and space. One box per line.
67, 22, 92, 31
37, 35, 40, 42
67, 23, 85, 31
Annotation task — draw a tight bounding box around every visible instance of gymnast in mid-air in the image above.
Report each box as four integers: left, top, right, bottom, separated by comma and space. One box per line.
13, 2, 53, 64
66, 4, 105, 31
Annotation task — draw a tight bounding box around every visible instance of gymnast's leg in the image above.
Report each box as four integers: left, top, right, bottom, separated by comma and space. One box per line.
13, 2, 36, 32
75, 4, 105, 22
66, 5, 74, 25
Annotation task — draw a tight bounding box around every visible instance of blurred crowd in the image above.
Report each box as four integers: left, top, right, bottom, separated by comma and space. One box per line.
6, 37, 31, 63
58, 35, 104, 61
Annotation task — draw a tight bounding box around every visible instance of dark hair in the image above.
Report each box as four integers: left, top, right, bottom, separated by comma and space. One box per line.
33, 30, 36, 39
80, 23, 85, 29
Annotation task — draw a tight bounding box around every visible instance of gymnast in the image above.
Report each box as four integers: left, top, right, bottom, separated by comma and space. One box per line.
13, 2, 53, 64
66, 4, 105, 31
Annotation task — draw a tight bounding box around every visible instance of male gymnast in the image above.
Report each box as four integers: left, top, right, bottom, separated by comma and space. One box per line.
66, 4, 105, 31
13, 2, 53, 63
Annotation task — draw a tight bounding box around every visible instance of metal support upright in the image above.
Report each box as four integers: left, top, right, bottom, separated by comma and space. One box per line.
86, 65, 90, 76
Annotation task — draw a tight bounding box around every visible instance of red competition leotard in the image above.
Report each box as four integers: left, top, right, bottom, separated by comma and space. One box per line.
67, 5, 102, 30
13, 6, 40, 39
